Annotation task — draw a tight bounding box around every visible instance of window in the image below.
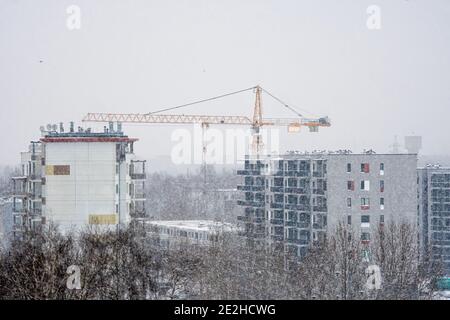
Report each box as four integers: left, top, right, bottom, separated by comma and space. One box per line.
380, 180, 384, 192
361, 197, 370, 209
116, 184, 119, 194
361, 180, 370, 191
347, 198, 352, 208
361, 163, 370, 173
380, 163, 384, 175
347, 180, 355, 191
361, 215, 370, 223
380, 215, 384, 223
347, 215, 352, 225
380, 197, 385, 210
347, 163, 351, 173
361, 232, 370, 241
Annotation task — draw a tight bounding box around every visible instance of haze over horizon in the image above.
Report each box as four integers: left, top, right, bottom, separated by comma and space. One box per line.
1, 0, 450, 166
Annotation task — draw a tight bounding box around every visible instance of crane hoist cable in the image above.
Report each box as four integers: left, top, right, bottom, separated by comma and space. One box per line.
146, 86, 257, 115
145, 85, 317, 119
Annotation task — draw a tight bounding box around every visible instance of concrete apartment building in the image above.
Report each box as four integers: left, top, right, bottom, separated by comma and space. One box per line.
418, 165, 450, 275
237, 151, 418, 258
11, 122, 146, 236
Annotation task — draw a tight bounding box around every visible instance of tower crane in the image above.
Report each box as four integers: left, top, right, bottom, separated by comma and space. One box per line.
82, 86, 330, 216
82, 85, 331, 156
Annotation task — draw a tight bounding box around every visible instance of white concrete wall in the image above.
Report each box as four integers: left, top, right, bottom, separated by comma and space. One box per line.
44, 142, 120, 233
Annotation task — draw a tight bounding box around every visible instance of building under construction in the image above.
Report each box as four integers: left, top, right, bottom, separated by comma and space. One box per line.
11, 122, 146, 236
418, 165, 450, 275
237, 151, 418, 260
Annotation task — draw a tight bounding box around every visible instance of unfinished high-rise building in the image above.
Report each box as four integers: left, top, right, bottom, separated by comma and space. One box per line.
237, 151, 418, 259
418, 165, 450, 275
11, 122, 146, 236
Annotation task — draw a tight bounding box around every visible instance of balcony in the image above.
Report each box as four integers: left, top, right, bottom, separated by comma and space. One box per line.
237, 200, 264, 207
286, 238, 309, 245
270, 218, 284, 225
237, 170, 261, 176
285, 204, 310, 211
12, 191, 27, 198
237, 185, 251, 191
29, 208, 42, 215
12, 207, 27, 214
285, 187, 308, 194
313, 188, 326, 195
271, 235, 284, 242
253, 217, 265, 224
284, 171, 310, 177
313, 171, 325, 178
270, 202, 283, 209
285, 220, 297, 227
237, 185, 264, 192
270, 186, 284, 193
313, 206, 327, 212
130, 173, 146, 180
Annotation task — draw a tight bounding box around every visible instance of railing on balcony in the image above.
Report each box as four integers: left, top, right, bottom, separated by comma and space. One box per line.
236, 170, 261, 176
313, 188, 326, 195
130, 173, 146, 180
270, 186, 284, 193
313, 206, 328, 212
237, 200, 265, 207
271, 234, 284, 242
237, 185, 264, 191
270, 202, 283, 209
285, 187, 308, 194
270, 218, 284, 225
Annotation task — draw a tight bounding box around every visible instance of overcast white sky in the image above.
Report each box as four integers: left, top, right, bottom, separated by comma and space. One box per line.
1, 0, 449, 166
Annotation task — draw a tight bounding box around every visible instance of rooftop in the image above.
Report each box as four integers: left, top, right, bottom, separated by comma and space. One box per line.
39, 122, 138, 143
243, 151, 417, 161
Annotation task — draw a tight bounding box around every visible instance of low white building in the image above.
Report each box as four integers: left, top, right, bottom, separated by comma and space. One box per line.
146, 220, 238, 247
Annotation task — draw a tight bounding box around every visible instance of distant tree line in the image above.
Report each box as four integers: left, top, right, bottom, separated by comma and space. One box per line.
0, 221, 443, 300
0, 166, 19, 197
146, 166, 241, 222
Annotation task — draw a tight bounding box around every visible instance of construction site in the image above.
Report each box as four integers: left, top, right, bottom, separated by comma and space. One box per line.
10, 85, 332, 237
1, 0, 450, 303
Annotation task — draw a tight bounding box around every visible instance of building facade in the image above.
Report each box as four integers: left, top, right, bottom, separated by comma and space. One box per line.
12, 123, 146, 236
418, 165, 450, 275
237, 152, 418, 259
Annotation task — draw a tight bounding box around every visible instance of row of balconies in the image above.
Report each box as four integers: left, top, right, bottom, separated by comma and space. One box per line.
236, 170, 262, 176
237, 200, 265, 207
237, 185, 264, 192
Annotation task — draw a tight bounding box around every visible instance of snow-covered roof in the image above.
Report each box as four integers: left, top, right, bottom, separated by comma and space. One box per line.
146, 220, 237, 233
